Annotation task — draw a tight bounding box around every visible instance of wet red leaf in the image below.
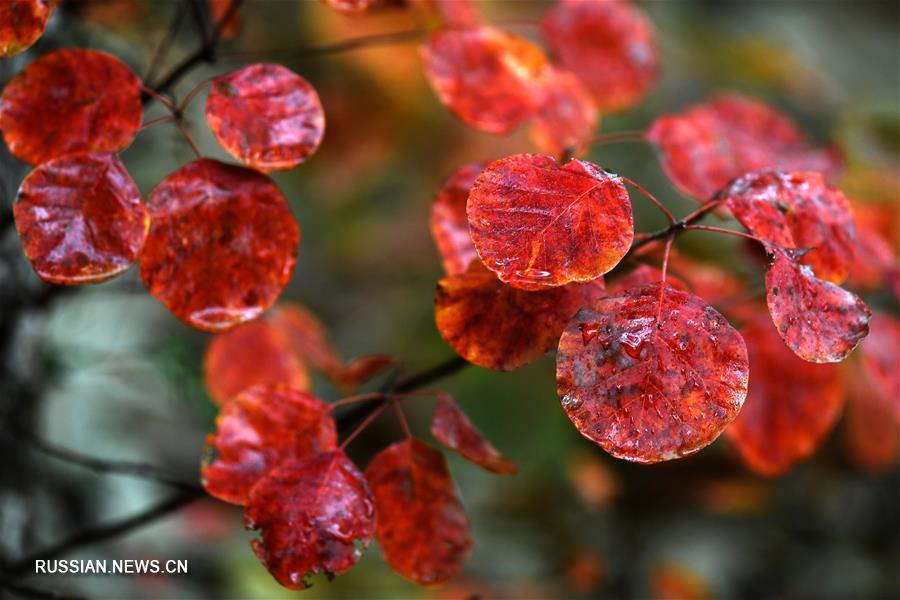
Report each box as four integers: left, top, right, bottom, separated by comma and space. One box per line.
435, 261, 605, 371
530, 66, 599, 158
421, 25, 547, 134
726, 314, 845, 476
722, 170, 856, 284
842, 376, 900, 474
0, 0, 53, 57
540, 0, 659, 112
267, 302, 343, 377
556, 283, 748, 463
245, 450, 374, 589
13, 152, 148, 285
468, 154, 633, 290
203, 320, 309, 405
365, 439, 472, 585
859, 312, 900, 420
765, 248, 869, 363
429, 162, 483, 275
202, 385, 335, 505
611, 265, 689, 295
139, 159, 299, 332
430, 393, 518, 475
206, 64, 325, 172
0, 48, 142, 165
646, 94, 842, 201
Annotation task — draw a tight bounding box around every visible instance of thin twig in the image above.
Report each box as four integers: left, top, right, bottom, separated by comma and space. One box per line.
176, 120, 203, 158
589, 130, 647, 146
329, 392, 384, 411
140, 114, 177, 130
145, 1, 188, 84
339, 402, 387, 450
656, 233, 675, 326
391, 397, 413, 440
621, 176, 675, 225
683, 225, 763, 245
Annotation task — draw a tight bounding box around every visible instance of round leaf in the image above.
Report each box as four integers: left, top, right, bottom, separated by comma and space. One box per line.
530, 66, 598, 158
429, 162, 484, 276
0, 0, 53, 57
430, 393, 518, 475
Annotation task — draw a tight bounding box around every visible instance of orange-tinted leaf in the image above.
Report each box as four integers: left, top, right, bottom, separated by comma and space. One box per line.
540, 0, 659, 112
435, 0, 481, 26
245, 450, 374, 589
727, 314, 845, 476
421, 25, 546, 134
646, 94, 842, 201
365, 439, 472, 585
206, 64, 325, 172
468, 154, 633, 290
267, 302, 343, 376
859, 312, 900, 419
430, 393, 518, 474
209, 0, 241, 39
0, 48, 142, 165
203, 320, 309, 405
0, 0, 53, 57
435, 261, 605, 371
610, 265, 689, 295
842, 376, 900, 474
335, 355, 395, 388
530, 66, 599, 158
556, 283, 748, 463
765, 248, 869, 363
322, 0, 381, 12
13, 152, 148, 284
140, 159, 299, 332
722, 170, 856, 284
651, 563, 710, 600
202, 385, 335, 505
430, 162, 483, 275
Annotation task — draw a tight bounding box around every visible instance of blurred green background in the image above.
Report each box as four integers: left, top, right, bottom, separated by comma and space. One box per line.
0, 1, 897, 598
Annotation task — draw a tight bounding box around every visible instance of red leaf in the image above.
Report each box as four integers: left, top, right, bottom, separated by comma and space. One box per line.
365, 439, 472, 585
245, 450, 374, 589
421, 25, 546, 135
0, 48, 142, 165
859, 312, 900, 420
139, 159, 299, 332
430, 393, 518, 475
430, 162, 484, 275
203, 320, 309, 405
726, 314, 845, 476
842, 375, 900, 474
202, 385, 335, 505
610, 265, 689, 295
435, 261, 605, 371
646, 94, 842, 201
322, 0, 382, 12
267, 302, 344, 377
334, 355, 395, 389
722, 170, 856, 284
0, 0, 53, 57
530, 66, 599, 158
765, 248, 869, 363
206, 64, 325, 172
468, 154, 633, 290
209, 0, 241, 39
540, 0, 659, 112
556, 283, 748, 463
435, 0, 482, 26
13, 152, 148, 284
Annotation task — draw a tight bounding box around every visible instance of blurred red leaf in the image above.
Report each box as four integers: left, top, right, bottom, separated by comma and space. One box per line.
13, 152, 148, 284
421, 25, 546, 134
202, 385, 335, 505
429, 162, 484, 276
206, 64, 325, 172
430, 392, 518, 474
530, 66, 599, 158
245, 450, 374, 589
727, 314, 845, 476
468, 154, 633, 290
334, 354, 395, 388
435, 261, 605, 371
139, 159, 299, 332
842, 375, 900, 474
765, 248, 869, 363
434, 0, 481, 26
203, 320, 309, 405
0, 48, 142, 165
267, 302, 343, 375
722, 170, 856, 284
646, 94, 842, 201
323, 0, 382, 13
0, 0, 53, 57
365, 439, 472, 585
540, 0, 659, 112
651, 563, 710, 600
859, 312, 900, 420
556, 283, 748, 463
209, 0, 241, 39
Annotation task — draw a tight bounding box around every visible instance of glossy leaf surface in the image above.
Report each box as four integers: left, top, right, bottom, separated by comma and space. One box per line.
0, 0, 52, 57
430, 393, 518, 474
468, 154, 633, 290
14, 152, 148, 284
140, 159, 299, 332
429, 162, 483, 275
556, 283, 748, 463
365, 439, 472, 585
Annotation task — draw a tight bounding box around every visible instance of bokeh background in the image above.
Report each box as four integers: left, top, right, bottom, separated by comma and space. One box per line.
1, 1, 898, 598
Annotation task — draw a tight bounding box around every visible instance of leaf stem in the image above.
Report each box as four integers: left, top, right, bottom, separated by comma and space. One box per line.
683, 224, 763, 245
621, 176, 675, 225
589, 130, 647, 146
391, 397, 414, 440
656, 233, 675, 326
339, 402, 387, 450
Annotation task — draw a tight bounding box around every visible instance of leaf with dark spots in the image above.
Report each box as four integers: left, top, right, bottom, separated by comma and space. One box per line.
365, 439, 472, 585
764, 248, 869, 363
245, 450, 374, 589
430, 393, 518, 475
727, 314, 845, 476
467, 153, 633, 290
429, 163, 484, 275
722, 170, 856, 284
556, 283, 748, 463
435, 261, 605, 371
14, 152, 148, 285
